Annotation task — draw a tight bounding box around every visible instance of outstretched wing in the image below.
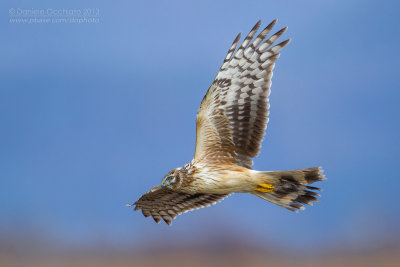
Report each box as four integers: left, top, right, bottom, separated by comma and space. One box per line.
194, 19, 290, 168
132, 185, 229, 225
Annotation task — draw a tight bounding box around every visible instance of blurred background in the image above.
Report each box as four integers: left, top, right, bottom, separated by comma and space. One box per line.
1, 0, 400, 266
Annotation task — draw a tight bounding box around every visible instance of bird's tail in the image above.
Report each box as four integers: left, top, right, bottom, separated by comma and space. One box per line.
251, 167, 325, 212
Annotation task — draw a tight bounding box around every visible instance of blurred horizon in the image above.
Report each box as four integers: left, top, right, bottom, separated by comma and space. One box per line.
1, 0, 400, 265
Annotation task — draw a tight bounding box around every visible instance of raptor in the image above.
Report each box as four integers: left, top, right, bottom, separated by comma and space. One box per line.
129, 19, 325, 225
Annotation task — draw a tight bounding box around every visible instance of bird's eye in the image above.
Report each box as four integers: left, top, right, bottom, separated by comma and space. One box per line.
162, 175, 175, 186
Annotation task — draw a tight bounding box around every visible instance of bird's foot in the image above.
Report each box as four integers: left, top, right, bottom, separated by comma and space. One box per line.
254, 183, 275, 192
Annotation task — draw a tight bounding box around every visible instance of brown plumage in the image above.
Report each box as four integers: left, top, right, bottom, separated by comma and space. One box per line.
129, 19, 326, 225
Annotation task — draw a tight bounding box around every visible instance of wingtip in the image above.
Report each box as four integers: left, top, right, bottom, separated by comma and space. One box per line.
278, 39, 291, 48
251, 20, 262, 32
153, 217, 161, 224
266, 19, 278, 30
271, 26, 288, 38
234, 32, 241, 42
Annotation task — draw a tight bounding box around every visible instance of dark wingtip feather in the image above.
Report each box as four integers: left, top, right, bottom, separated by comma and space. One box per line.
278, 39, 291, 48
265, 19, 278, 32
276, 26, 288, 36
232, 32, 241, 45
254, 20, 262, 29
152, 216, 161, 224
141, 209, 150, 218
162, 216, 172, 226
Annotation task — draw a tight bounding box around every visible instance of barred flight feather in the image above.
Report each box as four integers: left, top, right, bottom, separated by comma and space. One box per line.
195, 19, 291, 168
132, 185, 229, 225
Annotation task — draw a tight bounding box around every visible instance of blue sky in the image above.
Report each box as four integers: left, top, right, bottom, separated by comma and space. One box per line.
1, 0, 399, 250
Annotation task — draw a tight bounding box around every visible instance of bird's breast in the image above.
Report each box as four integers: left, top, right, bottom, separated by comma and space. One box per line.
181, 164, 253, 194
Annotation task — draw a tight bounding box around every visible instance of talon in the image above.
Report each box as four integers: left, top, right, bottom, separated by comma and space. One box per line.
254, 183, 274, 192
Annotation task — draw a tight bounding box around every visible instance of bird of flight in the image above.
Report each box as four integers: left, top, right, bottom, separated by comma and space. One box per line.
129, 19, 325, 225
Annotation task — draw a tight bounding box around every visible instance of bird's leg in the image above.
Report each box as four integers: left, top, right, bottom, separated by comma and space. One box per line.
254, 183, 275, 193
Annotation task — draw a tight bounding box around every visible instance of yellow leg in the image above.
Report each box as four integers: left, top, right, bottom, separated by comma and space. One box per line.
254, 183, 275, 193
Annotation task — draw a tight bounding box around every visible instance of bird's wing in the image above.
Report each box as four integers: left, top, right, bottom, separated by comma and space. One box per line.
132, 185, 229, 225
194, 20, 290, 168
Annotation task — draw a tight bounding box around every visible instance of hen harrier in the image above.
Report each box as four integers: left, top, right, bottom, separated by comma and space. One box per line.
129, 19, 325, 225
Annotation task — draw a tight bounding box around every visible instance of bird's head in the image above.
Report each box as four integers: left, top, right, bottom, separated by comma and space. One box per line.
161, 168, 182, 189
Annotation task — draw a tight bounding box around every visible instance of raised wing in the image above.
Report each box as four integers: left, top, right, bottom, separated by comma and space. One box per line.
194, 19, 290, 168
132, 185, 229, 225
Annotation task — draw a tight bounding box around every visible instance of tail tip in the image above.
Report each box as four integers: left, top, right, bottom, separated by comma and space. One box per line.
318, 166, 327, 181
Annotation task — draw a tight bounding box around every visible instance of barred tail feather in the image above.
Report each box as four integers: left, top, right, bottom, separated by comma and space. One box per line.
252, 167, 325, 212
